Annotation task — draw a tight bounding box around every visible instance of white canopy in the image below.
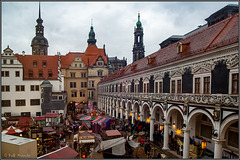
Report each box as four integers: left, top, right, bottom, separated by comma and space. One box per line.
95, 137, 126, 156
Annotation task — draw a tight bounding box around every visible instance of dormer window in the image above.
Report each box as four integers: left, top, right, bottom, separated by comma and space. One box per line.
98, 62, 103, 66
42, 61, 47, 67
3, 60, 7, 64
147, 56, 155, 64
131, 64, 137, 71
177, 42, 182, 53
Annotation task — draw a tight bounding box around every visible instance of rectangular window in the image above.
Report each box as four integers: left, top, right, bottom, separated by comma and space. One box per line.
147, 83, 149, 93
159, 82, 163, 93
21, 112, 30, 117
79, 64, 82, 67
177, 80, 181, 93
81, 72, 86, 78
98, 62, 103, 66
30, 99, 40, 105
155, 82, 158, 93
98, 71, 103, 76
232, 73, 239, 94
91, 91, 94, 98
89, 81, 94, 88
75, 64, 77, 67
2, 100, 11, 107
143, 83, 146, 93
33, 61, 37, 67
16, 85, 25, 92
203, 76, 210, 94
10, 60, 14, 64
70, 72, 76, 78
3, 59, 7, 64
71, 91, 77, 97
195, 78, 200, 94
36, 112, 41, 116
48, 70, 52, 78
2, 85, 10, 92
80, 90, 85, 97
16, 99, 26, 106
15, 71, 20, 77
70, 82, 76, 88
2, 71, 9, 77
42, 61, 47, 67
30, 85, 40, 91
171, 80, 175, 93
201, 124, 212, 139
5, 112, 11, 117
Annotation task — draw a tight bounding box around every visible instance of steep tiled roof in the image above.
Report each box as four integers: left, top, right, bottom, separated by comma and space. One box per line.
61, 44, 108, 68
101, 13, 238, 83
16, 55, 59, 80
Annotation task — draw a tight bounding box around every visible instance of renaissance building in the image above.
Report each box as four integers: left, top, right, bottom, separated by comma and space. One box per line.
98, 10, 239, 159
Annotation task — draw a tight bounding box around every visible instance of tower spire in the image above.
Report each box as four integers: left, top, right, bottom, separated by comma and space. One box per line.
87, 20, 97, 45
39, 2, 41, 19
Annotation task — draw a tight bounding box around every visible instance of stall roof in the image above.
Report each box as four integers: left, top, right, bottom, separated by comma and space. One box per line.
43, 127, 54, 132
37, 146, 78, 159
34, 117, 46, 121
2, 134, 36, 146
17, 117, 33, 127
45, 113, 58, 118
106, 130, 121, 137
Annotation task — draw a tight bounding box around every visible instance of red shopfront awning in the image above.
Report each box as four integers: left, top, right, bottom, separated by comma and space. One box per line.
105, 130, 121, 137
38, 146, 78, 159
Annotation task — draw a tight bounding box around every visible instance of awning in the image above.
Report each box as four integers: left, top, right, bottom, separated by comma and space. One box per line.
37, 146, 78, 159
43, 127, 54, 132
79, 139, 95, 143
105, 130, 121, 137
45, 113, 58, 118
34, 117, 46, 121
80, 116, 91, 120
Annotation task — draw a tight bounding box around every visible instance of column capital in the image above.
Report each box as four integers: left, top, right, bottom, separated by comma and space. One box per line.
212, 138, 226, 143
182, 128, 190, 133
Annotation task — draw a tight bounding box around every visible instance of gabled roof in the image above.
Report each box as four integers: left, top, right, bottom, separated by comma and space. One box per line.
101, 13, 238, 83
17, 117, 33, 127
16, 55, 59, 80
45, 113, 58, 118
79, 121, 90, 131
61, 44, 108, 68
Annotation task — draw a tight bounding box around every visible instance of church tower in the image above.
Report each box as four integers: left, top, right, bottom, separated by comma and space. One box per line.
132, 12, 145, 62
31, 3, 49, 55
87, 23, 97, 46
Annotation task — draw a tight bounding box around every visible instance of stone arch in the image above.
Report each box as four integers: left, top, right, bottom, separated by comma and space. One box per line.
126, 100, 132, 111
166, 105, 184, 123
187, 108, 216, 130
151, 103, 164, 119
220, 114, 238, 139
141, 102, 151, 121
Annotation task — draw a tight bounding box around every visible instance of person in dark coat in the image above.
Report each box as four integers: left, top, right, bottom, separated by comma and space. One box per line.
74, 141, 77, 151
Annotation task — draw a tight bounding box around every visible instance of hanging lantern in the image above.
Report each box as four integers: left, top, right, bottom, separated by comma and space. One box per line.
138, 116, 140, 120
135, 112, 137, 115
119, 108, 121, 111
172, 122, 176, 128
147, 118, 150, 123
159, 125, 163, 131
20, 134, 22, 137
130, 113, 132, 116
201, 140, 207, 149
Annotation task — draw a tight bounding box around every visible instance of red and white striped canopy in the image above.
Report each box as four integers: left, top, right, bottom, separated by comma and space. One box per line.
2, 125, 24, 135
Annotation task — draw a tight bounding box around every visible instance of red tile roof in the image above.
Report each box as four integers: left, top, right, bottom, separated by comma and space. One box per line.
16, 55, 59, 80
101, 13, 238, 82
61, 44, 108, 68
34, 117, 46, 121
45, 113, 58, 118
38, 146, 78, 159
16, 117, 33, 127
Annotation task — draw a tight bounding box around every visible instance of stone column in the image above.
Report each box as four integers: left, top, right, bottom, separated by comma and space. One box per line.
116, 107, 119, 119
120, 107, 123, 119
150, 117, 155, 141
112, 107, 115, 118
110, 105, 112, 117
183, 129, 190, 159
140, 114, 143, 122
162, 122, 169, 150
125, 110, 129, 120
213, 138, 225, 159
131, 111, 135, 124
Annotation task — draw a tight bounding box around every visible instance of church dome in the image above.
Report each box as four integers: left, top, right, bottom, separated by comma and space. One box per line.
31, 36, 49, 47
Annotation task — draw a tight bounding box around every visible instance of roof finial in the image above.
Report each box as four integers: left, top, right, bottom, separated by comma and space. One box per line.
91, 19, 93, 26
138, 11, 140, 21
39, 1, 41, 19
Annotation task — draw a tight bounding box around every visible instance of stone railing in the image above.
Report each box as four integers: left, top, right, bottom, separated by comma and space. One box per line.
100, 92, 239, 107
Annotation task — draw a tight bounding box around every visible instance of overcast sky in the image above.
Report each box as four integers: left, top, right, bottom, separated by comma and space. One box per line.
2, 1, 238, 64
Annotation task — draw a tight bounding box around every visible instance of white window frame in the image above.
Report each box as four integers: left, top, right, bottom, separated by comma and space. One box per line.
193, 73, 211, 94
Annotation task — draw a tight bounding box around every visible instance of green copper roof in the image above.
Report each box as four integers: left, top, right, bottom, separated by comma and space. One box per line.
40, 80, 52, 86
136, 12, 142, 27
87, 25, 96, 45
